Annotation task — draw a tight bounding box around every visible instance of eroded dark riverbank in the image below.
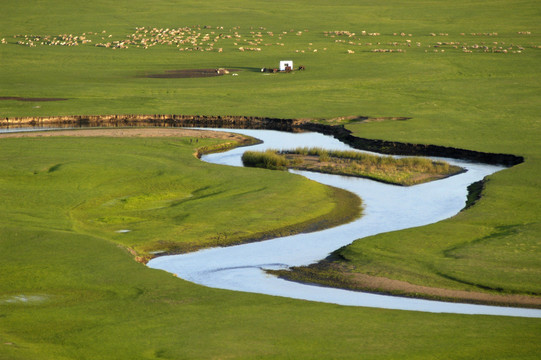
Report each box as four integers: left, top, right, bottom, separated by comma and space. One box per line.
0, 114, 524, 166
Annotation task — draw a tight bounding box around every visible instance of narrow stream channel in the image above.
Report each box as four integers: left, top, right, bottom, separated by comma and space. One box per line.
148, 129, 541, 318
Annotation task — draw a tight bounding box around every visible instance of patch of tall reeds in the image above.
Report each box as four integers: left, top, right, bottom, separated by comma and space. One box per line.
242, 150, 289, 170
280, 147, 454, 174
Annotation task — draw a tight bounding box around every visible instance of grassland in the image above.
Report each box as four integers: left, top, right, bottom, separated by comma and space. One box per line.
1, 0, 540, 358
0, 130, 358, 259
242, 147, 463, 185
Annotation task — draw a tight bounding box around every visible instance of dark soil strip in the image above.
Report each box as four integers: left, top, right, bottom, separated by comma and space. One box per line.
143, 69, 240, 78
0, 96, 68, 102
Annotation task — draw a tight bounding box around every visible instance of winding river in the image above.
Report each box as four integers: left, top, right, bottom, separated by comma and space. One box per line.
147, 129, 541, 318
2, 126, 538, 318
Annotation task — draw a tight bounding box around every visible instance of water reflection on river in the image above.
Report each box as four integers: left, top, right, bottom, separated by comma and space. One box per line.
148, 129, 541, 318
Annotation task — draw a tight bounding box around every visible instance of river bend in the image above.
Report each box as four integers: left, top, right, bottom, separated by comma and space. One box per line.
146, 129, 540, 318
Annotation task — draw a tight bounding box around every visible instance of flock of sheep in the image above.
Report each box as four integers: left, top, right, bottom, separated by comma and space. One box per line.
92, 26, 305, 52
329, 30, 533, 54
4, 26, 535, 55
12, 33, 92, 47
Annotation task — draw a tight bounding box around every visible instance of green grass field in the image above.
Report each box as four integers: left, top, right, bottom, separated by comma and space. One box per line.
1, 0, 540, 358
0, 134, 353, 257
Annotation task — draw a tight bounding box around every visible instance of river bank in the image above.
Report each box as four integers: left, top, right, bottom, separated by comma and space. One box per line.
268, 260, 541, 309
0, 114, 523, 166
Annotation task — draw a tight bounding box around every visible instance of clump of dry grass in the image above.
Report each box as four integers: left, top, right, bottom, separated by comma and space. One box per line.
242, 150, 289, 170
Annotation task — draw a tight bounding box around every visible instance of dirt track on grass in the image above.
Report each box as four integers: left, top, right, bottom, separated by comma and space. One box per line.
273, 260, 541, 308
348, 271, 541, 308
0, 127, 247, 141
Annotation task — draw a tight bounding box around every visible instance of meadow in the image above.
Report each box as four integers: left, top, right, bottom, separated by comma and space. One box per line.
0, 131, 357, 258
1, 0, 540, 358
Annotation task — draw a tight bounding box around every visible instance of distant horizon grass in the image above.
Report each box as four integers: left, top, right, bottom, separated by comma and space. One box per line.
1, 0, 540, 358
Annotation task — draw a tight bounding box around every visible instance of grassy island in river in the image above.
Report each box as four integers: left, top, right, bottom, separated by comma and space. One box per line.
242, 147, 464, 186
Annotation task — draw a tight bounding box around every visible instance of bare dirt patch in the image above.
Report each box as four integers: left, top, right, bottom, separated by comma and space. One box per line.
0, 96, 68, 102
271, 261, 541, 308
348, 271, 541, 308
143, 69, 239, 78
0, 128, 248, 142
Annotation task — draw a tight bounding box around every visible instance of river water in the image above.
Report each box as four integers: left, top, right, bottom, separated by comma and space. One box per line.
147, 129, 541, 318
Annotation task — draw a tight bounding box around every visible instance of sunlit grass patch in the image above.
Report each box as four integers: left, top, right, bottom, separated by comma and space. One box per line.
0, 135, 358, 259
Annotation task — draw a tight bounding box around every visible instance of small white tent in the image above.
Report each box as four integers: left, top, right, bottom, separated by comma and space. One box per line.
279, 60, 293, 71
